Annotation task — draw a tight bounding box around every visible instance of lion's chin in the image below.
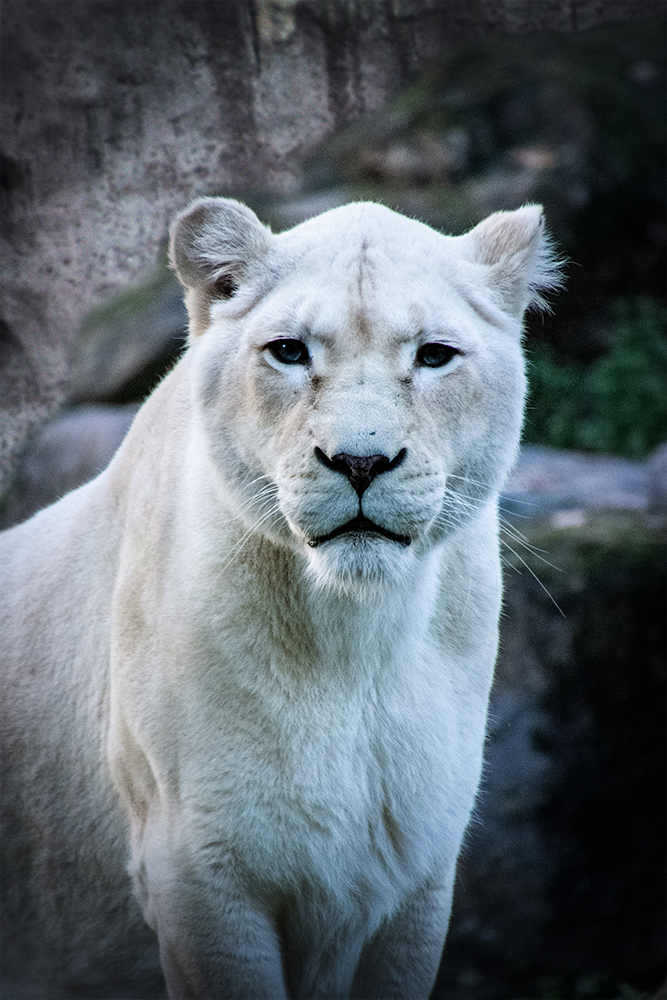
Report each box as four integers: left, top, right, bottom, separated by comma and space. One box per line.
304, 532, 416, 601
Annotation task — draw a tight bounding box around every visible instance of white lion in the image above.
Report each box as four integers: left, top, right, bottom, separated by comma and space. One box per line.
0, 199, 560, 999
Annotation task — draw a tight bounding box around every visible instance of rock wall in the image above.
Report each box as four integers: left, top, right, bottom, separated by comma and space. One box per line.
1, 0, 664, 492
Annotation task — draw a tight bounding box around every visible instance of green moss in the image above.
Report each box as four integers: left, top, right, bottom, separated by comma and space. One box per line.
523, 298, 667, 457
78, 260, 178, 344
587, 298, 667, 456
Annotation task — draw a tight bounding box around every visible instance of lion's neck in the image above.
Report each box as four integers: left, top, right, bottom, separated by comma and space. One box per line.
302, 557, 439, 674
173, 517, 443, 694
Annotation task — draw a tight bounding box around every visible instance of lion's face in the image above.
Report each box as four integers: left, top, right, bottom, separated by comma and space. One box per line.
171, 200, 558, 594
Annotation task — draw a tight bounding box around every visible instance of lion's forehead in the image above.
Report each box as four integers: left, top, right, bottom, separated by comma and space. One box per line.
267, 219, 495, 348
279, 210, 454, 286
254, 255, 480, 356
280, 201, 447, 253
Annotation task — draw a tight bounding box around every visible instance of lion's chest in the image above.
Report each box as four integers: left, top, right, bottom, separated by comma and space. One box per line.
180, 642, 485, 918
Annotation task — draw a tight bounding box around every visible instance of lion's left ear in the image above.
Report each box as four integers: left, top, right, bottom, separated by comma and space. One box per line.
169, 197, 274, 337
462, 205, 563, 319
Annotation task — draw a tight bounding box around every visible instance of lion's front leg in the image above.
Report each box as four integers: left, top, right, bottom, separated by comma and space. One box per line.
350, 878, 454, 1000
156, 903, 288, 1000
131, 813, 289, 1000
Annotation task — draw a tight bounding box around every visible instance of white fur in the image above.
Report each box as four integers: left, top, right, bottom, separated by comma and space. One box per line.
0, 200, 560, 999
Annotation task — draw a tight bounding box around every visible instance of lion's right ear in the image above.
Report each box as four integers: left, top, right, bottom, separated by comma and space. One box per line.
169, 197, 274, 336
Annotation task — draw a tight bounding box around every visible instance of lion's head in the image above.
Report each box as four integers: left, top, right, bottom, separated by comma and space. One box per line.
169, 199, 560, 595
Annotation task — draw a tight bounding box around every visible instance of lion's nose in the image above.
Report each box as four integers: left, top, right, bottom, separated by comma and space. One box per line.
314, 447, 407, 498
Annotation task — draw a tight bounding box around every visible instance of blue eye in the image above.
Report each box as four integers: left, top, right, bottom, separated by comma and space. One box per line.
416, 343, 460, 368
266, 339, 310, 365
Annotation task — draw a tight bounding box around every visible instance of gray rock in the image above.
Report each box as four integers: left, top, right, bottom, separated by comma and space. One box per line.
503, 444, 651, 518
68, 268, 187, 404
0, 404, 138, 529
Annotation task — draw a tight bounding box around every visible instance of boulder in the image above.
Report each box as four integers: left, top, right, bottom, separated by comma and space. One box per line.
0, 405, 138, 529
502, 444, 651, 516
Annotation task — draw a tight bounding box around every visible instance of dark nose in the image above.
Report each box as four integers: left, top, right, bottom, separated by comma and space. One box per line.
314, 447, 407, 498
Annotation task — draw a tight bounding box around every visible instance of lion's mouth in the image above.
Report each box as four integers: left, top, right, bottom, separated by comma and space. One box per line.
308, 514, 411, 548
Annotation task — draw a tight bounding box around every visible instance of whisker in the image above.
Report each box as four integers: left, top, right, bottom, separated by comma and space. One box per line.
445, 473, 543, 516
501, 538, 565, 617
499, 518, 563, 574
233, 484, 280, 517
442, 488, 485, 507
436, 491, 564, 612
445, 472, 495, 490
498, 504, 538, 520
499, 496, 543, 511
242, 473, 273, 490
213, 502, 283, 580
246, 486, 280, 507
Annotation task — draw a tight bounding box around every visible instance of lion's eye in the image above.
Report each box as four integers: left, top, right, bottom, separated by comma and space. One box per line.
266, 339, 310, 365
415, 343, 460, 368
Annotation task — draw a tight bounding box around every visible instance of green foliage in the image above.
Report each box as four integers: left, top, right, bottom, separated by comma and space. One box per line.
523, 298, 667, 457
